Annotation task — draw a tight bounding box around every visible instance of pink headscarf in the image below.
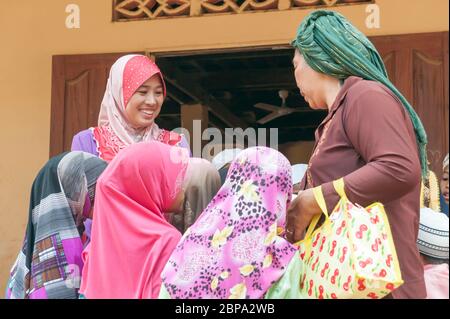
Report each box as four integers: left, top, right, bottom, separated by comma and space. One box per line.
93, 54, 182, 162
80, 141, 189, 299
161, 147, 298, 299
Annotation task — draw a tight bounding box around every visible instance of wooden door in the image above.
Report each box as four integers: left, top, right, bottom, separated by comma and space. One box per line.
50, 33, 449, 175
50, 53, 138, 157
371, 32, 449, 175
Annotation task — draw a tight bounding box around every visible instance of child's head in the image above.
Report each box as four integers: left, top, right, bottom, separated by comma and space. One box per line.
417, 207, 449, 265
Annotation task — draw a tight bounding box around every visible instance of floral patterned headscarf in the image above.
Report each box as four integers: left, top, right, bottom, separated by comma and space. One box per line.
161, 146, 298, 299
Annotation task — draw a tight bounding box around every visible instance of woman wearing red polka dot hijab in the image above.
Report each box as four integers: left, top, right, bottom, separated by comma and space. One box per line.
71, 54, 190, 163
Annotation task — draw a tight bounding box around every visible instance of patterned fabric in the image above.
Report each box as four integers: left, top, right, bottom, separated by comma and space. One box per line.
80, 142, 189, 299
297, 179, 403, 299
161, 147, 298, 299
92, 124, 183, 163
292, 10, 428, 177
93, 54, 183, 162
6, 152, 107, 299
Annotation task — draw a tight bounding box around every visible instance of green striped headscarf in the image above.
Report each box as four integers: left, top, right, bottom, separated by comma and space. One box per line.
291, 10, 428, 177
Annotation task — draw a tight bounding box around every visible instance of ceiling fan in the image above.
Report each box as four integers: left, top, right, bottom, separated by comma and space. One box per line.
254, 90, 307, 124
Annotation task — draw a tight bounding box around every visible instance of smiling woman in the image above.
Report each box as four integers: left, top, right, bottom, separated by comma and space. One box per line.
71, 54, 190, 163
124, 74, 165, 130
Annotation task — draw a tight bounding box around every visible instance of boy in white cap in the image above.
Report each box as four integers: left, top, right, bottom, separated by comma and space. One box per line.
417, 207, 449, 299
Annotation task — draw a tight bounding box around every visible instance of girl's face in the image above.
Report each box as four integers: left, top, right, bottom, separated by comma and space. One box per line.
441, 167, 449, 204
125, 74, 164, 129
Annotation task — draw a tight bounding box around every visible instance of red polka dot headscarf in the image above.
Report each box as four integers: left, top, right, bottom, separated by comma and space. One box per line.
96, 54, 168, 148
122, 55, 167, 108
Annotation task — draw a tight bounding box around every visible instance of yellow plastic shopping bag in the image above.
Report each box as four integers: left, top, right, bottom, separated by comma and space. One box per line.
295, 178, 403, 299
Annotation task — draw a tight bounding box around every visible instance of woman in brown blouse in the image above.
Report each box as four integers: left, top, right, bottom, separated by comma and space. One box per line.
286, 11, 429, 299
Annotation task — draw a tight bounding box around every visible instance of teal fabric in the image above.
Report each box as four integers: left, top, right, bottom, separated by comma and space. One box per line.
292, 10, 428, 177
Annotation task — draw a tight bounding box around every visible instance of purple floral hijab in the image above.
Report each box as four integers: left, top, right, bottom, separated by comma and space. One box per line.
161, 147, 298, 299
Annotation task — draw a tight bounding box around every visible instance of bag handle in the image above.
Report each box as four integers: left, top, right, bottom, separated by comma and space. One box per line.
333, 178, 346, 198
301, 186, 329, 244
298, 178, 345, 246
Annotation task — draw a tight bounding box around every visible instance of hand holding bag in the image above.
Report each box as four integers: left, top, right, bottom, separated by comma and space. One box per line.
297, 178, 403, 299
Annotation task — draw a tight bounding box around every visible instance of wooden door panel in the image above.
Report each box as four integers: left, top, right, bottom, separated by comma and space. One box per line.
413, 49, 447, 173
50, 53, 140, 157
381, 50, 397, 83
64, 70, 90, 153
50, 34, 448, 176
371, 32, 449, 175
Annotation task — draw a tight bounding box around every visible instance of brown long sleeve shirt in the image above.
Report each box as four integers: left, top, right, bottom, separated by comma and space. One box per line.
300, 76, 426, 299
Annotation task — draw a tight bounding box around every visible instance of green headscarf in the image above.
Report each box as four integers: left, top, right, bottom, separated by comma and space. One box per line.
291, 10, 428, 177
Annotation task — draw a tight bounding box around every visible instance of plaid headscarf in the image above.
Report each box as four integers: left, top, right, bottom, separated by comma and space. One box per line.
291, 10, 428, 177
6, 152, 106, 299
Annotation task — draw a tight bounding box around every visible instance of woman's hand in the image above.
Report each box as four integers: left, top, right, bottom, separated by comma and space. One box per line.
286, 188, 323, 243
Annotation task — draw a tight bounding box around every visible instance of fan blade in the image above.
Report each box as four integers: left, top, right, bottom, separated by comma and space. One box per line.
277, 107, 294, 115
290, 108, 322, 113
254, 103, 279, 112
257, 112, 287, 125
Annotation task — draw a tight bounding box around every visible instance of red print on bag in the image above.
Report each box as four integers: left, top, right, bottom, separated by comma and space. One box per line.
386, 283, 395, 291
319, 236, 327, 252
312, 233, 321, 248
371, 240, 379, 252
329, 241, 337, 257
321, 263, 330, 278
367, 292, 378, 299
331, 293, 338, 299
318, 285, 325, 299
300, 274, 307, 289
370, 215, 380, 224
312, 257, 320, 271
359, 258, 373, 269
386, 254, 393, 267
339, 247, 348, 263
331, 269, 339, 284
343, 276, 352, 291
357, 278, 366, 291
336, 220, 346, 235
308, 280, 314, 296
378, 269, 387, 278
355, 224, 368, 239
